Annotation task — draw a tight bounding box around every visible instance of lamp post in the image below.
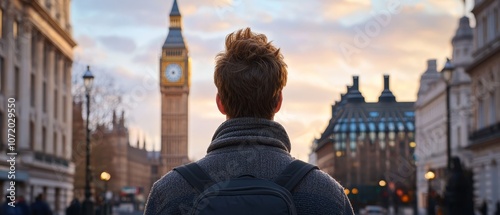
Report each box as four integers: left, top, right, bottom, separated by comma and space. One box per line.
100, 171, 111, 215
440, 58, 454, 170
425, 170, 436, 215
379, 180, 388, 209
82, 66, 95, 215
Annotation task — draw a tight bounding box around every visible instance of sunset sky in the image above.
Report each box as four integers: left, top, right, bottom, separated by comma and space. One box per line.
71, 0, 474, 161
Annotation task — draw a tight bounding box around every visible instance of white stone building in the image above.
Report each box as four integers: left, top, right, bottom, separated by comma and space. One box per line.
415, 15, 474, 214
466, 0, 500, 213
0, 0, 76, 214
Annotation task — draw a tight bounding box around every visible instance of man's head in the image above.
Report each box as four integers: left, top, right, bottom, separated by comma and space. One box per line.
214, 28, 287, 120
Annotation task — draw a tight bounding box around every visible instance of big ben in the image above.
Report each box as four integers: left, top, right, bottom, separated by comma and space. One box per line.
160, 0, 190, 174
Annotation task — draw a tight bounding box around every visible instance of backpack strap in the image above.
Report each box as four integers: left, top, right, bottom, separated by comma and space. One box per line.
173, 163, 214, 193
274, 160, 319, 192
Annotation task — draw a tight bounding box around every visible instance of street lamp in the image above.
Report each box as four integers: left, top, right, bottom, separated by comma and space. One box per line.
100, 171, 111, 215
441, 58, 454, 170
82, 65, 94, 215
425, 170, 436, 215
379, 180, 387, 187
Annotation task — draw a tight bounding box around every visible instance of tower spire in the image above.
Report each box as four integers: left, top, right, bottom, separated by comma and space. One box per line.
170, 0, 181, 16
164, 0, 186, 48
136, 133, 141, 148
462, 0, 467, 16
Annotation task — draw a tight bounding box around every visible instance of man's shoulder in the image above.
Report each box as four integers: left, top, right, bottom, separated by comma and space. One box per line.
151, 169, 195, 199
298, 168, 345, 198
294, 168, 353, 214
145, 170, 196, 215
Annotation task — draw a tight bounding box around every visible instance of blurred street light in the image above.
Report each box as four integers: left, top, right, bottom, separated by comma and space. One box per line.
379, 180, 387, 187
100, 171, 111, 215
426, 170, 436, 215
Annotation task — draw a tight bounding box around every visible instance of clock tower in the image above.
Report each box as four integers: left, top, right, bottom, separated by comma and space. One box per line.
159, 0, 190, 174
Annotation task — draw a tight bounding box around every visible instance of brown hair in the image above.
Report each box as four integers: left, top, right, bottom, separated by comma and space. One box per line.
214, 28, 287, 119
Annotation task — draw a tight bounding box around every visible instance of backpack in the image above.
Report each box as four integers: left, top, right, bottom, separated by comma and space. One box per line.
173, 160, 318, 215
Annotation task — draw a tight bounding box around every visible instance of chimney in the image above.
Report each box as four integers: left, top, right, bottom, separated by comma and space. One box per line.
378, 74, 396, 102
383, 75, 390, 90
353, 76, 359, 91
424, 59, 438, 74
346, 75, 365, 103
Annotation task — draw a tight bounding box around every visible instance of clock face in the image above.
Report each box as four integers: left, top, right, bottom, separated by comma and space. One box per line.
165, 64, 182, 82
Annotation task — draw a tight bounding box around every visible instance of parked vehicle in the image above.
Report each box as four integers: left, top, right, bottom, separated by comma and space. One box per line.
360, 205, 386, 215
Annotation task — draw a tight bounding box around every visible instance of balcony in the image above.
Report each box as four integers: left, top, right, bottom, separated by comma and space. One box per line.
469, 122, 500, 147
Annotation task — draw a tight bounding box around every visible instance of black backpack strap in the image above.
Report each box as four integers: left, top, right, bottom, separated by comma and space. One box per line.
173, 163, 214, 193
274, 160, 319, 192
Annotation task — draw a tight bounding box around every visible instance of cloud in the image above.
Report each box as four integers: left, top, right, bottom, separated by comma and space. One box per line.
98, 36, 137, 53
72, 0, 467, 161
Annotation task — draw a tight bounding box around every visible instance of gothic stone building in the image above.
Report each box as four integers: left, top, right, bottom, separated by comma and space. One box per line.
72, 104, 160, 208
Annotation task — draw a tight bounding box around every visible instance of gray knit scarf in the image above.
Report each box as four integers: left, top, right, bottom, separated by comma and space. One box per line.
207, 118, 292, 153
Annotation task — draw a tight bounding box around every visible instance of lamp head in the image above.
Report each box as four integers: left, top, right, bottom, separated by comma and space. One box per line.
100, 171, 111, 181
441, 58, 454, 84
82, 65, 94, 93
425, 170, 435, 180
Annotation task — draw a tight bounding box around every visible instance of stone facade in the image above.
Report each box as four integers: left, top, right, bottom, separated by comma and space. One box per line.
467, 0, 500, 213
415, 15, 475, 214
0, 0, 75, 214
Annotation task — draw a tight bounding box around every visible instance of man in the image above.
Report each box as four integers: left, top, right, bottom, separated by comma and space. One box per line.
145, 28, 354, 215
30, 194, 52, 215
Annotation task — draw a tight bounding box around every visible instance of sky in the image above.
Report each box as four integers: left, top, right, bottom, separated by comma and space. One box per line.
71, 0, 474, 161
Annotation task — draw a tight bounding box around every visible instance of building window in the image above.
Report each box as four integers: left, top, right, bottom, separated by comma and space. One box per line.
13, 21, 18, 39
42, 126, 46, 152
378, 132, 386, 149
0, 112, 3, 150
53, 132, 57, 155
30, 121, 35, 150
62, 135, 66, 157
495, 8, 499, 36
31, 74, 35, 107
483, 16, 488, 44
43, 82, 47, 112
63, 61, 67, 89
44, 44, 49, 76
478, 99, 485, 129
31, 32, 37, 66
15, 67, 20, 99
63, 96, 67, 122
0, 9, 3, 39
54, 53, 58, 86
490, 92, 496, 126
0, 57, 4, 93
54, 90, 58, 119
456, 126, 461, 148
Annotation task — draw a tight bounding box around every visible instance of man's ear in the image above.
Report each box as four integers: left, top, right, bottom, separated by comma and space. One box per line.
274, 91, 283, 113
216, 93, 227, 115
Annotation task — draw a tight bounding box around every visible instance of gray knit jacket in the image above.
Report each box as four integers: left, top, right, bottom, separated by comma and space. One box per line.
144, 118, 354, 215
